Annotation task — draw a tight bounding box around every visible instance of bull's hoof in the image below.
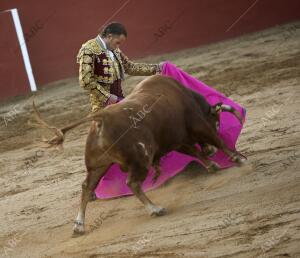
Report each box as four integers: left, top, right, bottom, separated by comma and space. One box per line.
73, 221, 85, 235
232, 155, 246, 166
89, 192, 97, 202
150, 206, 166, 217
203, 145, 217, 157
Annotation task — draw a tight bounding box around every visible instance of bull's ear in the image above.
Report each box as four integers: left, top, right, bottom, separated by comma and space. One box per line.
211, 102, 223, 114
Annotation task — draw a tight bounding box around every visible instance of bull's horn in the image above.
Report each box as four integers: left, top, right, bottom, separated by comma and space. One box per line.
221, 104, 243, 124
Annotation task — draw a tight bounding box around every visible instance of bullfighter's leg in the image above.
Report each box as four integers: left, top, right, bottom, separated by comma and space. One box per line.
73, 164, 109, 235
126, 166, 166, 217
177, 145, 220, 172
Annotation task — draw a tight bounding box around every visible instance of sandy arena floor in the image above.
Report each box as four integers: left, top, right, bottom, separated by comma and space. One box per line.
0, 22, 299, 258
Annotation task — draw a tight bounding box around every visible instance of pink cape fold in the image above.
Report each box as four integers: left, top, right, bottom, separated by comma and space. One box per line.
95, 61, 246, 199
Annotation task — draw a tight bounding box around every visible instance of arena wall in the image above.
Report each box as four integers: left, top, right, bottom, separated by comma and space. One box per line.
0, 0, 299, 100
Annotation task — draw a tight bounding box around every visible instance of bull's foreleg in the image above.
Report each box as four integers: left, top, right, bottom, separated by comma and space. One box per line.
201, 132, 246, 165
177, 145, 220, 172
126, 168, 166, 217
73, 165, 108, 235
201, 143, 217, 157
212, 141, 245, 165
191, 120, 245, 165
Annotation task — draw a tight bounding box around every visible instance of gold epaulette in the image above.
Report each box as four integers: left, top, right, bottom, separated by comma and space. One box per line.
76, 38, 104, 63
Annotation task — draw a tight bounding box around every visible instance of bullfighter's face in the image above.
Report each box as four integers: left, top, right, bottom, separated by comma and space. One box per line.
105, 34, 126, 50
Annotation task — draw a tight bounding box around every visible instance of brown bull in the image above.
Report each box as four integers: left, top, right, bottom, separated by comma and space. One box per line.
33, 74, 245, 235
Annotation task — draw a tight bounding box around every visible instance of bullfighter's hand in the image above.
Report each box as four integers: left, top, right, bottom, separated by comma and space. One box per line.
158, 61, 165, 74
106, 94, 118, 105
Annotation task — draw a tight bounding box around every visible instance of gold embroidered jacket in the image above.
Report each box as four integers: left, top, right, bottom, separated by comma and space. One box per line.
77, 37, 160, 111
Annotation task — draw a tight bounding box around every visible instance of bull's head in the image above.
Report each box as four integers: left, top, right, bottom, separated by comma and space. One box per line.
210, 102, 244, 131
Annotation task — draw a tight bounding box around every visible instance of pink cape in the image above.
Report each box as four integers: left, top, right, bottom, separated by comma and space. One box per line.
95, 61, 246, 199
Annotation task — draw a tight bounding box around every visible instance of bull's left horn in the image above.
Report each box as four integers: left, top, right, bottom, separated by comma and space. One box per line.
221, 104, 244, 124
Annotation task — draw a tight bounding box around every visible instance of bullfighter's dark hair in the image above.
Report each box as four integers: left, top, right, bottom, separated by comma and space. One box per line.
101, 22, 127, 37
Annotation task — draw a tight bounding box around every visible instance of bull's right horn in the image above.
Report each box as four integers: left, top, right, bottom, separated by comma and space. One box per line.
221, 104, 244, 124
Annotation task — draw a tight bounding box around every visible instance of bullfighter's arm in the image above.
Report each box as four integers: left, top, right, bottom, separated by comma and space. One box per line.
119, 50, 161, 76
78, 49, 111, 103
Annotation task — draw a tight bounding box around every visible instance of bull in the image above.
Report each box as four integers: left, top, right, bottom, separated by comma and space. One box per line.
32, 74, 245, 235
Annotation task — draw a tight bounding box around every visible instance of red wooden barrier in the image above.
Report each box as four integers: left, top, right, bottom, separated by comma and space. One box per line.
0, 10, 31, 101
0, 0, 299, 100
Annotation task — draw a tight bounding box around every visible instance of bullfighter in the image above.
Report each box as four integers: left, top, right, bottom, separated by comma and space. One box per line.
77, 22, 162, 112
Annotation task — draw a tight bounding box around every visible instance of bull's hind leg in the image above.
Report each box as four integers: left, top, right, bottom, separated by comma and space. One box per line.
73, 164, 110, 235
126, 166, 166, 217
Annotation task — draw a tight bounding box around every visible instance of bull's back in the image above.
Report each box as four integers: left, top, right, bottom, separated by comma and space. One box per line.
128, 75, 191, 123
131, 75, 188, 98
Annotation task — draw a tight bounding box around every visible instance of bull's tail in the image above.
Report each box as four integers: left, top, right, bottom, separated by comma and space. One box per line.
32, 100, 99, 147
